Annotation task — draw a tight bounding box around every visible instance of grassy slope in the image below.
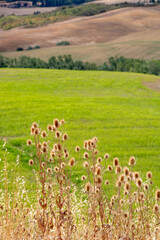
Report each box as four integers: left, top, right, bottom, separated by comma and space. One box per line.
2, 40, 160, 63
0, 68, 160, 192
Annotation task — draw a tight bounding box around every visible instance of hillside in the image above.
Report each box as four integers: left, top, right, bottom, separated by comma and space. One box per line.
1, 5, 160, 62
0, 68, 160, 187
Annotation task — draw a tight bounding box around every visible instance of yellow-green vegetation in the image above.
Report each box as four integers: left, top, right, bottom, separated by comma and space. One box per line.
0, 68, 160, 190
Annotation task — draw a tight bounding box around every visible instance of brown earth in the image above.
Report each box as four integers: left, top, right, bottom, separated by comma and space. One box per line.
1, 6, 160, 52
144, 80, 160, 91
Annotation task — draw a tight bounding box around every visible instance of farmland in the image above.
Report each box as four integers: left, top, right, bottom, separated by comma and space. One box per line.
0, 68, 160, 190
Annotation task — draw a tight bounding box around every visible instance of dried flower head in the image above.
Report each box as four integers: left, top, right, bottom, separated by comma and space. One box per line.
124, 167, 129, 176
50, 150, 55, 158
60, 119, 65, 125
113, 157, 119, 166
27, 139, 32, 145
68, 157, 75, 167
41, 131, 47, 138
105, 180, 109, 185
64, 152, 69, 158
63, 133, 68, 141
83, 141, 88, 149
29, 159, 34, 166
42, 141, 48, 147
115, 165, 122, 174
94, 149, 98, 155
47, 124, 52, 131
47, 168, 52, 173
54, 119, 60, 128
104, 153, 109, 159
61, 162, 65, 168
97, 157, 102, 163
133, 172, 140, 180
84, 152, 89, 159
125, 182, 131, 191
83, 161, 89, 168
54, 167, 59, 173
116, 181, 122, 188
55, 131, 60, 138
97, 176, 102, 184
75, 146, 80, 152
85, 182, 91, 192
155, 189, 160, 201
129, 156, 136, 166
34, 128, 39, 135
144, 184, 149, 191
41, 162, 45, 168
95, 167, 101, 175
146, 172, 152, 179
120, 199, 124, 205
42, 146, 47, 153
53, 144, 58, 151
81, 175, 86, 181
32, 122, 38, 128
107, 165, 113, 171
153, 204, 159, 212
57, 143, 62, 151
37, 142, 42, 149
136, 178, 142, 188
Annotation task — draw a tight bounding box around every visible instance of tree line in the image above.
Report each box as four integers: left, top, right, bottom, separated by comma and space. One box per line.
1, 54, 160, 75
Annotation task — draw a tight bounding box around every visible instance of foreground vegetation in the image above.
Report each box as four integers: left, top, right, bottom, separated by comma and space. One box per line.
1, 54, 160, 76
0, 2, 147, 30
0, 119, 160, 239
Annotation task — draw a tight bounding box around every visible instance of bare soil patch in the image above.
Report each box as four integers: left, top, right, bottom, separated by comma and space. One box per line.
144, 80, 160, 91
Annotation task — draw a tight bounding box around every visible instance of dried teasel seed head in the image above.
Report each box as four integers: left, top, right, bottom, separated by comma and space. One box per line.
81, 175, 86, 181
84, 152, 89, 159
115, 165, 122, 174
75, 146, 80, 152
120, 199, 124, 205
60, 119, 65, 125
146, 172, 152, 179
124, 212, 128, 218
54, 167, 59, 173
153, 204, 159, 212
63, 133, 68, 141
37, 142, 42, 149
155, 189, 160, 201
61, 162, 65, 168
29, 159, 34, 166
124, 167, 129, 176
50, 150, 55, 158
32, 122, 38, 128
133, 172, 140, 180
136, 178, 142, 188
124, 182, 131, 191
68, 157, 75, 167
95, 167, 101, 175
52, 125, 57, 131
119, 174, 125, 183
116, 180, 122, 188
54, 119, 60, 128
104, 153, 109, 159
47, 124, 52, 131
97, 176, 102, 184
27, 139, 32, 145
93, 136, 98, 143
63, 148, 67, 153
124, 191, 128, 196
95, 187, 100, 194
90, 166, 94, 171
144, 184, 149, 191
55, 131, 60, 138
107, 165, 113, 171
41, 162, 45, 168
42, 141, 48, 147
34, 128, 39, 135
42, 146, 47, 153
149, 180, 153, 185
97, 157, 102, 163
105, 180, 109, 185
113, 157, 119, 167
57, 143, 62, 151
85, 182, 91, 192
94, 149, 98, 155
64, 152, 69, 158
129, 156, 136, 166
41, 131, 47, 138
47, 168, 52, 173
31, 126, 35, 135
83, 161, 89, 168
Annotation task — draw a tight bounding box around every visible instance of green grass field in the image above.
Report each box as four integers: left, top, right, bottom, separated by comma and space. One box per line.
0, 68, 160, 192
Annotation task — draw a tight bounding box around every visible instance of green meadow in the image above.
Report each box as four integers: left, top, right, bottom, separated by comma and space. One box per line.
0, 68, 160, 192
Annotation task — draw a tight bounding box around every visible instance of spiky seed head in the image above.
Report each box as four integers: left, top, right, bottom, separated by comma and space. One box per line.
146, 172, 152, 179
94, 149, 98, 155
105, 180, 109, 185
27, 139, 32, 145
81, 175, 86, 181
153, 204, 159, 212
42, 141, 47, 147
124, 213, 128, 218
41, 131, 47, 138
119, 174, 125, 183
64, 152, 69, 158
55, 131, 60, 138
85, 182, 91, 192
53, 119, 60, 128
32, 122, 38, 128
136, 178, 142, 188
93, 136, 98, 143
63, 148, 67, 153
42, 146, 47, 153
155, 189, 160, 200
104, 153, 109, 159
47, 168, 52, 173
120, 199, 124, 205
95, 167, 101, 175
41, 162, 45, 168
133, 172, 140, 180
83, 141, 88, 149
116, 181, 122, 188
124, 167, 129, 176
29, 159, 34, 166
31, 126, 35, 135
68, 157, 75, 167
53, 144, 58, 151
57, 143, 62, 151
144, 184, 149, 191
115, 165, 122, 174
97, 176, 102, 184
34, 128, 39, 135
37, 142, 42, 149
47, 124, 52, 131
129, 156, 135, 166
107, 165, 113, 171
75, 146, 80, 152
113, 157, 119, 166
97, 157, 102, 163
52, 125, 57, 131
63, 133, 68, 141
60, 119, 65, 125
125, 182, 131, 191
50, 150, 55, 158
61, 162, 65, 168
124, 191, 128, 196
84, 152, 89, 159
54, 167, 59, 173
83, 161, 89, 168
149, 180, 153, 185
90, 166, 94, 171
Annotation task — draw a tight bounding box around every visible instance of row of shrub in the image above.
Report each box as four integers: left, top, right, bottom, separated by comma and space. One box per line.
1, 54, 160, 75
17, 45, 40, 51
